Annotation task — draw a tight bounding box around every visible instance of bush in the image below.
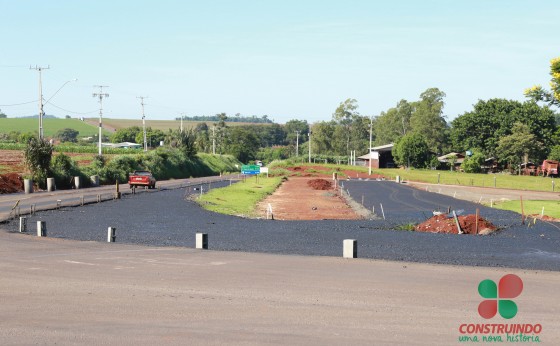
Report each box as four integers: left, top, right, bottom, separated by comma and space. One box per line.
461, 152, 486, 173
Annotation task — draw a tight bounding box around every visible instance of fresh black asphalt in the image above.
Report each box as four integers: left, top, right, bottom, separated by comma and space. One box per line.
4, 180, 560, 271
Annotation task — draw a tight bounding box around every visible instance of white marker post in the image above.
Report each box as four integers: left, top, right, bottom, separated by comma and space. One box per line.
37, 221, 46, 237
196, 233, 208, 249
107, 227, 116, 243
343, 239, 357, 258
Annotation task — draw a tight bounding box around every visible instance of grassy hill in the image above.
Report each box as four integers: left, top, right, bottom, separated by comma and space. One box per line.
0, 118, 108, 138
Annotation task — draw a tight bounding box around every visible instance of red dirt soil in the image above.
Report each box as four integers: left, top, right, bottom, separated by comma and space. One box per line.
257, 177, 361, 220
0, 173, 23, 194
285, 165, 384, 180
415, 214, 497, 235
307, 179, 332, 190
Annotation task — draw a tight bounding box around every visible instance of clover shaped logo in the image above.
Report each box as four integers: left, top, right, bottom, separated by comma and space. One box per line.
478, 274, 523, 319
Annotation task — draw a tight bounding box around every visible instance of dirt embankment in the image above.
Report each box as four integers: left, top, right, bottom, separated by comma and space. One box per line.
415, 214, 497, 235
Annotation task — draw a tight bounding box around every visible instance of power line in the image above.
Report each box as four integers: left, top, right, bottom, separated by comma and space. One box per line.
45, 101, 98, 115
0, 100, 38, 107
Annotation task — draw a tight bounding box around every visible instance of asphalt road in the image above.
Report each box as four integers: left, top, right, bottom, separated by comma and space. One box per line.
3, 180, 559, 271
2, 232, 558, 345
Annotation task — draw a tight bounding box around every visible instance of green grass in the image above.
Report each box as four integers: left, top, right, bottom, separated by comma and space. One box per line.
197, 176, 284, 216
0, 118, 106, 138
374, 168, 558, 192
491, 200, 560, 219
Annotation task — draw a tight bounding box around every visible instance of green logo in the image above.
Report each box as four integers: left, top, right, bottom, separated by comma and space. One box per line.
478, 274, 523, 319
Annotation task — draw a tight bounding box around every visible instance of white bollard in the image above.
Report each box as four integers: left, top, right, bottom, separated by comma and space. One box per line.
74, 176, 81, 189
46, 177, 55, 192
196, 232, 208, 249
107, 227, 116, 243
90, 175, 100, 187
343, 239, 357, 258
19, 217, 27, 233
37, 221, 46, 237
24, 179, 33, 194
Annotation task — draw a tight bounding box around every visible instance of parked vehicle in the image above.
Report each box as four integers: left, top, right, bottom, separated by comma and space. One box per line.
128, 170, 156, 189
541, 160, 559, 177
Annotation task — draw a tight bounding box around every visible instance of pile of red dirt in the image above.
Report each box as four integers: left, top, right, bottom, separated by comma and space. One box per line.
0, 173, 24, 194
415, 214, 497, 235
307, 178, 333, 190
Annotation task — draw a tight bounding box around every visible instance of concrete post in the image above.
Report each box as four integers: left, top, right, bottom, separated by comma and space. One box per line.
90, 175, 99, 187
196, 232, 208, 249
107, 227, 116, 243
19, 217, 27, 233
37, 221, 46, 237
395, 175, 400, 183
343, 239, 357, 258
74, 176, 81, 189
46, 177, 55, 191
24, 179, 33, 194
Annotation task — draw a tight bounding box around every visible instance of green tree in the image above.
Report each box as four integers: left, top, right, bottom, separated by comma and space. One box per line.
409, 88, 448, 154
496, 122, 544, 172
332, 98, 360, 155
524, 57, 560, 108
374, 99, 413, 145
393, 133, 430, 168
451, 99, 556, 160
226, 126, 260, 163
112, 126, 142, 143
310, 121, 335, 155
461, 152, 485, 173
55, 128, 79, 143
549, 145, 560, 161
194, 122, 210, 153
24, 137, 53, 188
284, 119, 309, 146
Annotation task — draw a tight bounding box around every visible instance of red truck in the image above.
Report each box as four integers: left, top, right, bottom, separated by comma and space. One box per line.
128, 170, 156, 189
541, 160, 559, 177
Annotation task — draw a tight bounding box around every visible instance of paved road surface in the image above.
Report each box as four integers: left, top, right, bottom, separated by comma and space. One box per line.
0, 232, 557, 345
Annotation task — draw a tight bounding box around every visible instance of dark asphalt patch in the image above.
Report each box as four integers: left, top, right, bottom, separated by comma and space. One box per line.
4, 180, 560, 271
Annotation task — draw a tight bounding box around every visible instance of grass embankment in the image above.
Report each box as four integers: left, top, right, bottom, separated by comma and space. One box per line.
197, 176, 284, 217
492, 200, 560, 219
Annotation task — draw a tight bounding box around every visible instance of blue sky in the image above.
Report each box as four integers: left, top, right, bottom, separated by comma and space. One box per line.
1, 0, 558, 123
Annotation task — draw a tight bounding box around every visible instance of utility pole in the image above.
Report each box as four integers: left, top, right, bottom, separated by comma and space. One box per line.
137, 96, 148, 152
369, 115, 373, 175
92, 85, 109, 156
180, 113, 185, 133
308, 131, 312, 163
30, 65, 50, 140
212, 125, 216, 155
295, 130, 300, 157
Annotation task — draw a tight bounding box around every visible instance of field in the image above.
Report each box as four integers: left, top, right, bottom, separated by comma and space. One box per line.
97, 118, 272, 132
0, 118, 106, 138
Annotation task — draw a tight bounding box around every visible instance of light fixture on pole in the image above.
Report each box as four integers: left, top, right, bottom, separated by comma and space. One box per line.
30, 65, 50, 140
92, 85, 109, 156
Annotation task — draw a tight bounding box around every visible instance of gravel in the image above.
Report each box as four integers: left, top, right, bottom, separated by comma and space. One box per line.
5, 180, 560, 271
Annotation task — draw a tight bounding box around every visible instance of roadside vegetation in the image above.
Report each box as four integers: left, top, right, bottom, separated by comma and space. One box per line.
197, 176, 284, 217
491, 200, 560, 219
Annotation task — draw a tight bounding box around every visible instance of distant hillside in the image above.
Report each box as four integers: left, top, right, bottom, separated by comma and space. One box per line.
0, 118, 107, 138
177, 115, 273, 124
